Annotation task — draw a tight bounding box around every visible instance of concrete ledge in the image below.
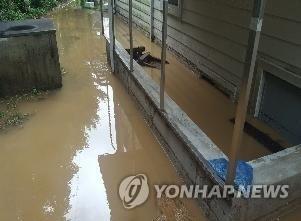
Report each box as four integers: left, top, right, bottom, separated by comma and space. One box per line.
105, 35, 301, 220
0, 18, 56, 38
250, 145, 301, 185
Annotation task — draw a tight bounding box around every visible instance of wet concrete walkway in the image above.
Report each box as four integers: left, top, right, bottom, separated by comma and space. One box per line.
0, 7, 205, 221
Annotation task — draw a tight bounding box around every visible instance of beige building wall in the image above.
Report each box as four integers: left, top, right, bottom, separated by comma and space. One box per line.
115, 0, 301, 98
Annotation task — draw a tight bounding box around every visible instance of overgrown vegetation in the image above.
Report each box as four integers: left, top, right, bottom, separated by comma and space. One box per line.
76, 0, 85, 7
0, 89, 47, 131
0, 0, 65, 21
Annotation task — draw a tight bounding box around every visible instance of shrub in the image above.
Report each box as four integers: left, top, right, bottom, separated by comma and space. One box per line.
0, 0, 64, 21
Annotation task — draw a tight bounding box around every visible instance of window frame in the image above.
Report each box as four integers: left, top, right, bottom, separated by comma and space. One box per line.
158, 0, 182, 18
168, 0, 182, 18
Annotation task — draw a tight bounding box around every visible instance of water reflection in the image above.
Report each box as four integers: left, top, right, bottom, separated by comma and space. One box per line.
65, 70, 115, 221
0, 6, 204, 221
54, 8, 204, 221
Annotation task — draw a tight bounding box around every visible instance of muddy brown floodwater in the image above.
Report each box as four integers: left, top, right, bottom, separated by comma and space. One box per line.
0, 6, 206, 221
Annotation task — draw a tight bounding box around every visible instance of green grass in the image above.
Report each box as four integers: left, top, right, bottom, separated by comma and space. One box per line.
0, 0, 65, 21
0, 112, 29, 129
0, 109, 29, 130
0, 88, 47, 131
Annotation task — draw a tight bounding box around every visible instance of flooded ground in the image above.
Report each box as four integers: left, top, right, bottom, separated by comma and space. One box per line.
0, 7, 205, 221
0, 5, 300, 221
113, 17, 290, 161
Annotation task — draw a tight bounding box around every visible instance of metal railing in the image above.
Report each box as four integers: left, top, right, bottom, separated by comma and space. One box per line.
100, 0, 104, 35
104, 0, 267, 186
129, 0, 134, 72
226, 0, 267, 185
160, 0, 168, 111
108, 0, 115, 72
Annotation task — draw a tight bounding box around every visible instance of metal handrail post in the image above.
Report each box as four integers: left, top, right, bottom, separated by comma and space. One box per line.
129, 0, 133, 72
160, 0, 168, 111
100, 0, 104, 35
150, 0, 155, 41
226, 0, 267, 185
109, 0, 115, 72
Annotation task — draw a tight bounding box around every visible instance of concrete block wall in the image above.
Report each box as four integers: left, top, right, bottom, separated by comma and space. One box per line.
0, 19, 62, 97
